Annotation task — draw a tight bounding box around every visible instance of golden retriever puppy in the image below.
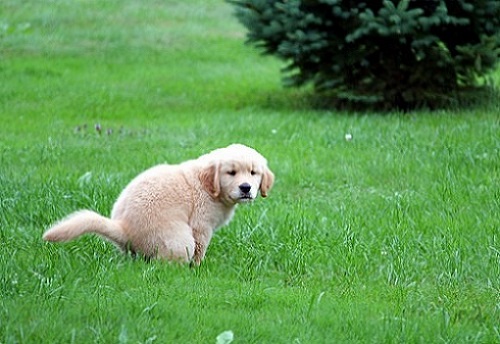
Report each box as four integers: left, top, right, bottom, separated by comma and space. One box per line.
43, 144, 274, 264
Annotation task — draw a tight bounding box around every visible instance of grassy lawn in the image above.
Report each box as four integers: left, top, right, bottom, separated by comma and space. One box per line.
1, 0, 499, 343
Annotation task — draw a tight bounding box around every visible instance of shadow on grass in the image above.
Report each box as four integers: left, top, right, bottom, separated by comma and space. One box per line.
254, 84, 499, 114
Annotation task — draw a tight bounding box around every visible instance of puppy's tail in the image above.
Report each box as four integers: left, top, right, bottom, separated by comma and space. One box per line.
43, 210, 127, 248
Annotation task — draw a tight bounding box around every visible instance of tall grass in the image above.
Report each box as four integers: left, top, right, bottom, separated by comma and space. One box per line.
1, 0, 499, 343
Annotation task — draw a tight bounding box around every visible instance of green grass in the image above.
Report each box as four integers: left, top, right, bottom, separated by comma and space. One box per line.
1, 0, 499, 343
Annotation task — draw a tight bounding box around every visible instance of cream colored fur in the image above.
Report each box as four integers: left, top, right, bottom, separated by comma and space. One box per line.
43, 144, 274, 264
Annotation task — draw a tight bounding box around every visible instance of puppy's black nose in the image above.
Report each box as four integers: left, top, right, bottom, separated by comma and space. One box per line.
239, 183, 251, 194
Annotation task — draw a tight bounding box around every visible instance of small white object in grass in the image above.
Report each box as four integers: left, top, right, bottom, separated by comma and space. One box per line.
345, 133, 353, 141
78, 171, 92, 186
271, 129, 277, 134
216, 330, 234, 344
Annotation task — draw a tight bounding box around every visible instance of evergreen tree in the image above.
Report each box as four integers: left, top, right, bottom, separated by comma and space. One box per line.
229, 0, 500, 109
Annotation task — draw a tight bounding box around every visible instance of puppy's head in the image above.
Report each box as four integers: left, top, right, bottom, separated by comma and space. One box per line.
199, 144, 274, 205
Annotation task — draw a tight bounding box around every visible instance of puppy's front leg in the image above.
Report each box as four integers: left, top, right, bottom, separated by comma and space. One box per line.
191, 242, 206, 266
192, 229, 212, 266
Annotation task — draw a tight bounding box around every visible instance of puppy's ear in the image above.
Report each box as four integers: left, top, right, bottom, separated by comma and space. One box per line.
200, 163, 220, 198
260, 166, 274, 198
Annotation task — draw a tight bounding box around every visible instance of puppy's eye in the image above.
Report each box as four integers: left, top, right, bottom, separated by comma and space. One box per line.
227, 170, 236, 176
250, 170, 256, 176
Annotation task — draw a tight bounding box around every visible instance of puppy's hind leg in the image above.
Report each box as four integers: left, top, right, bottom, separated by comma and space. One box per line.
154, 224, 196, 263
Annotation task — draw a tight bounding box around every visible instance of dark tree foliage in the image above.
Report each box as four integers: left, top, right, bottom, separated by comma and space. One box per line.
229, 0, 500, 109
